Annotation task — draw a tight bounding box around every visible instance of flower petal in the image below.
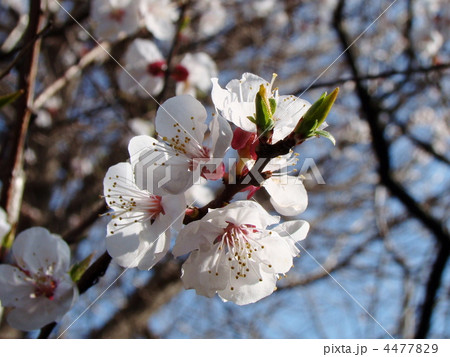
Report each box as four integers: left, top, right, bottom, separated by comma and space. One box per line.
136, 231, 171, 270
263, 175, 308, 216
209, 113, 232, 159
12, 227, 70, 276
257, 232, 298, 274
128, 135, 193, 195
272, 96, 310, 143
106, 223, 142, 268
128, 135, 161, 171
155, 95, 207, 154
0, 265, 34, 307
139, 0, 179, 41
172, 220, 222, 257
180, 248, 229, 297
273, 219, 310, 244
204, 200, 279, 229
218, 265, 277, 305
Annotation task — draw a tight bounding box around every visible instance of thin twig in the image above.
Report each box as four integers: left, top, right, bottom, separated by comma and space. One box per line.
33, 42, 110, 110
0, 0, 44, 258
0, 22, 52, 81
293, 63, 450, 94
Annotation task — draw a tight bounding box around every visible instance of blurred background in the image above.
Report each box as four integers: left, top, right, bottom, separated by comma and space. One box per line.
0, 0, 448, 338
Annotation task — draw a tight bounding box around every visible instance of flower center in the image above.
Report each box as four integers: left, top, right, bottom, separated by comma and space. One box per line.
146, 62, 189, 82
171, 65, 189, 82
209, 221, 274, 289
147, 61, 167, 77
106, 176, 165, 234
109, 8, 126, 23
32, 275, 58, 300
188, 146, 210, 170
16, 267, 58, 300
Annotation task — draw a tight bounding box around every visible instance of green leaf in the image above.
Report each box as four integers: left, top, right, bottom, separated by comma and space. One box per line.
295, 87, 339, 138
315, 129, 336, 145
255, 84, 274, 134
247, 115, 257, 124
269, 97, 277, 115
69, 254, 94, 282
0, 90, 23, 108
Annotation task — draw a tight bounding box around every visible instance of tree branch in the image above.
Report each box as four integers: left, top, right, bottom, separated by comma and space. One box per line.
333, 0, 449, 339
0, 0, 44, 258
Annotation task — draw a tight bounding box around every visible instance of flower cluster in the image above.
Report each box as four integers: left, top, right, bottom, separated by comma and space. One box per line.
103, 72, 338, 305
0, 70, 336, 333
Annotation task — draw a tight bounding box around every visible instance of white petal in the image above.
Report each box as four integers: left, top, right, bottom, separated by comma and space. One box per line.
272, 96, 311, 143
139, 0, 178, 41
218, 264, 277, 305
211, 74, 263, 133
184, 179, 215, 207
103, 162, 136, 198
118, 67, 164, 97
106, 223, 142, 268
180, 251, 216, 298
263, 175, 308, 216
225, 73, 268, 103
264, 152, 296, 172
204, 200, 279, 229
155, 95, 207, 155
225, 101, 257, 133
257, 232, 298, 274
172, 220, 222, 257
12, 227, 70, 276
211, 78, 230, 113
180, 248, 229, 297
160, 194, 186, 231
0, 265, 34, 307
129, 39, 163, 62
273, 220, 310, 244
128, 136, 194, 195
209, 113, 233, 159
136, 231, 171, 270
128, 135, 160, 170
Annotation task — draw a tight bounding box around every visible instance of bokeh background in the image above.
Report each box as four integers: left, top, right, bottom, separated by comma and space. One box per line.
0, 0, 448, 338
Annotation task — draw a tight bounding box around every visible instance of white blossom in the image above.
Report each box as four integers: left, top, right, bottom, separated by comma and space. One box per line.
192, 0, 227, 38
118, 39, 217, 99
91, 0, 140, 42
173, 201, 309, 305
0, 227, 78, 331
103, 162, 185, 270
117, 39, 165, 97
240, 151, 308, 217
176, 53, 218, 97
262, 174, 308, 217
129, 95, 232, 195
139, 0, 179, 41
211, 72, 311, 143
